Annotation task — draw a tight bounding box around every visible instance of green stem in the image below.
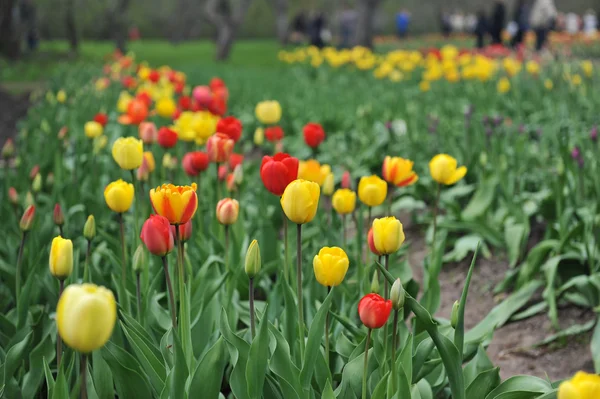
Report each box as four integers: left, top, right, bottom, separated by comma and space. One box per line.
58, 225, 64, 237
15, 231, 27, 306
118, 213, 127, 294
342, 213, 347, 248
249, 278, 256, 338
297, 223, 305, 359
80, 353, 87, 399
361, 329, 372, 399
283, 209, 289, 284
136, 272, 142, 323
387, 185, 394, 216
432, 183, 441, 246
57, 279, 64, 368
325, 286, 331, 368
176, 225, 185, 325
384, 255, 390, 299
162, 256, 177, 328
83, 239, 92, 283
391, 309, 399, 395
215, 162, 221, 202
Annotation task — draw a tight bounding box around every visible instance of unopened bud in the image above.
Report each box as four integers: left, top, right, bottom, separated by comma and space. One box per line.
244, 239, 261, 279
25, 191, 35, 208
46, 172, 54, 187
31, 173, 42, 193
132, 244, 146, 274
29, 165, 39, 180
19, 205, 36, 232
450, 300, 460, 328
53, 203, 64, 226
83, 215, 96, 240
479, 152, 488, 166
58, 126, 68, 140
233, 164, 243, 185
254, 127, 264, 145
8, 187, 18, 205
2, 139, 15, 158
370, 270, 380, 294
390, 278, 405, 310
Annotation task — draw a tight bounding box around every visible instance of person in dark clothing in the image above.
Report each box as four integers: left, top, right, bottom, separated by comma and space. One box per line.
475, 10, 488, 48
309, 12, 326, 48
290, 12, 308, 44
490, 0, 506, 45
440, 9, 452, 37
511, 0, 530, 48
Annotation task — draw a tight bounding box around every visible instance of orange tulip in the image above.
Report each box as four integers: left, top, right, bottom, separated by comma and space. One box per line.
382, 156, 418, 187
149, 183, 198, 225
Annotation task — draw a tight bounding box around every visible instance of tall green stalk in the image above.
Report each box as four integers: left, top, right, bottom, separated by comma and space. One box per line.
297, 223, 305, 358
361, 329, 372, 399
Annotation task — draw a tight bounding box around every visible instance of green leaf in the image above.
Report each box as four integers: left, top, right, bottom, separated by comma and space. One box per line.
170, 331, 189, 399
464, 345, 495, 387
268, 325, 302, 398
465, 367, 501, 399
592, 317, 600, 373
455, 244, 479, 357
246, 305, 270, 399
52, 360, 69, 399
91, 349, 114, 399
101, 342, 153, 399
300, 287, 335, 391
505, 224, 526, 268
462, 177, 497, 220
220, 308, 250, 399
3, 331, 32, 385
485, 376, 553, 399
189, 338, 227, 399
22, 331, 54, 399
321, 379, 335, 399
43, 357, 56, 398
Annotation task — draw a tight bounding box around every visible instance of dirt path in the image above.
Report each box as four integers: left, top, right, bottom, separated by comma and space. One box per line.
0, 88, 30, 146
404, 222, 595, 380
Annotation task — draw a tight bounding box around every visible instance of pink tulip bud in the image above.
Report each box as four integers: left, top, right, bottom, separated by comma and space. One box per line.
341, 171, 351, 189
140, 215, 175, 257
20, 205, 36, 232
171, 220, 192, 243
192, 85, 212, 107
216, 198, 239, 225
218, 165, 228, 181
138, 122, 157, 144
8, 187, 18, 205
29, 165, 39, 180
53, 203, 64, 226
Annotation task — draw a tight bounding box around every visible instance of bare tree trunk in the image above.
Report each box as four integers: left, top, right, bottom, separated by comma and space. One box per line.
0, 0, 21, 59
112, 0, 131, 53
355, 0, 379, 48
205, 0, 253, 61
65, 0, 78, 54
269, 0, 289, 44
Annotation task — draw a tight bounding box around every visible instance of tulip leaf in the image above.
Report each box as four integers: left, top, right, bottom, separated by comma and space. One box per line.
22, 331, 54, 399
321, 379, 335, 399
43, 357, 55, 398
268, 324, 302, 398
371, 371, 389, 399
220, 308, 251, 399
170, 331, 189, 399
463, 345, 495, 387
51, 360, 69, 399
591, 316, 600, 373
376, 261, 465, 399
3, 331, 32, 386
101, 342, 153, 399
300, 286, 335, 392
484, 376, 553, 399
465, 367, 501, 399
189, 337, 227, 399
462, 177, 497, 220
454, 243, 480, 358
91, 349, 114, 399
281, 277, 299, 360
246, 305, 270, 399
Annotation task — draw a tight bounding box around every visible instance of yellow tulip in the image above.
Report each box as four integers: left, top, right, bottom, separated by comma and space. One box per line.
313, 247, 349, 287
49, 236, 73, 280
332, 189, 356, 215
143, 151, 155, 172
56, 90, 67, 103
298, 160, 330, 186
254, 127, 265, 145
57, 283, 116, 353
255, 100, 282, 124
382, 156, 418, 187
322, 173, 334, 196
93, 136, 108, 154
112, 137, 143, 170
281, 179, 320, 224
104, 179, 134, 213
572, 74, 582, 86
497, 77, 511, 93
372, 217, 405, 255
84, 121, 103, 139
419, 81, 430, 92
358, 175, 387, 207
216, 198, 240, 225
117, 91, 132, 113
429, 154, 467, 185
558, 371, 600, 399
544, 79, 554, 90
582, 60, 593, 77
155, 97, 176, 118
150, 183, 198, 225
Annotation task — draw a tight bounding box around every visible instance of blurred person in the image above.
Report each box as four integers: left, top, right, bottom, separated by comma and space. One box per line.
309, 11, 326, 48
395, 9, 411, 38
466, 13, 478, 33
565, 12, 580, 35
511, 0, 530, 48
530, 0, 557, 51
290, 11, 308, 45
475, 9, 489, 48
440, 8, 452, 37
583, 9, 597, 36
20, 0, 38, 52
490, 0, 506, 45
340, 2, 358, 47
451, 10, 465, 33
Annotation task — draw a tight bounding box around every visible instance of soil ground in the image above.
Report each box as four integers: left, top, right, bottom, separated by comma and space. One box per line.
403, 216, 595, 380
0, 88, 30, 146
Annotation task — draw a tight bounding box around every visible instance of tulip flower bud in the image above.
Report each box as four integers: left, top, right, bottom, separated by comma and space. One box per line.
20, 205, 36, 232
370, 271, 380, 293
8, 187, 18, 205
245, 239, 261, 279
1, 138, 15, 158
58, 126, 68, 140
479, 152, 488, 167
556, 158, 565, 176
341, 170, 351, 189
137, 156, 150, 182
233, 164, 243, 185
450, 300, 460, 328
141, 215, 175, 257
46, 172, 54, 187
32, 173, 42, 193
216, 198, 240, 225
49, 236, 73, 280
53, 203, 65, 226
57, 283, 117, 353
358, 293, 392, 329
171, 220, 192, 243
83, 215, 96, 240
254, 127, 264, 145
218, 164, 228, 181
390, 278, 405, 310
13, 156, 21, 168
132, 245, 146, 274
322, 173, 334, 196
25, 191, 35, 208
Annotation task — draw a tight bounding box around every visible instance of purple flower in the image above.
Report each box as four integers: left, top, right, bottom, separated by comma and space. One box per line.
571, 147, 581, 160
591, 126, 598, 142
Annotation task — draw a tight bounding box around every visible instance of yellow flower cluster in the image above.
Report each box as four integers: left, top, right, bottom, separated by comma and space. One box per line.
172, 110, 219, 145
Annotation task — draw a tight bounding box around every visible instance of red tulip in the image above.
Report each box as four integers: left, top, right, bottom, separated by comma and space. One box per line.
260, 153, 299, 196
206, 133, 234, 163
157, 127, 178, 149
171, 220, 192, 243
367, 228, 381, 256
53, 203, 64, 226
120, 99, 148, 125
191, 151, 210, 172
136, 92, 153, 107
303, 122, 326, 148
174, 81, 185, 94
226, 173, 236, 192
148, 70, 160, 83
8, 187, 18, 204
93, 112, 108, 127
121, 76, 137, 89
30, 165, 39, 180
218, 165, 228, 181
182, 153, 199, 177
358, 293, 392, 329
208, 95, 227, 116
19, 205, 36, 232
229, 153, 244, 170
265, 126, 284, 142
178, 95, 192, 110
210, 77, 226, 91
341, 170, 351, 189
140, 214, 174, 257
216, 116, 242, 142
